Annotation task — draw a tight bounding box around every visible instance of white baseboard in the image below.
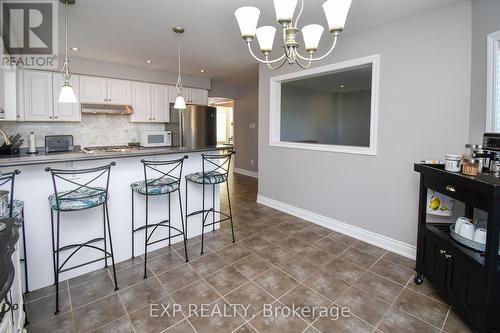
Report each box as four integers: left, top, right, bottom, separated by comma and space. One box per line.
257, 194, 416, 260
233, 168, 258, 178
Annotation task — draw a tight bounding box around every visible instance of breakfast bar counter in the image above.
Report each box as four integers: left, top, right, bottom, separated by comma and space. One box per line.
0, 147, 228, 291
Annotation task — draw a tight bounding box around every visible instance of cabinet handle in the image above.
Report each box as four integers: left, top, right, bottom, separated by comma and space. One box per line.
445, 185, 456, 193
49, 116, 53, 119
54, 116, 58, 119
152, 118, 155, 120
440, 249, 447, 255
445, 254, 453, 259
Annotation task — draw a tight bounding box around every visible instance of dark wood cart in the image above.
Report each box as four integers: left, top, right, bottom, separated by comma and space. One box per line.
414, 164, 500, 333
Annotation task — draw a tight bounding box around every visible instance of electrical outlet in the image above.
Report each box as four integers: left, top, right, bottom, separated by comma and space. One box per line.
249, 123, 256, 129
250, 159, 254, 166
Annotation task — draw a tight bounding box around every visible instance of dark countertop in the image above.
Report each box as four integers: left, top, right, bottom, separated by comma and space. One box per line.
0, 218, 21, 305
0, 145, 232, 168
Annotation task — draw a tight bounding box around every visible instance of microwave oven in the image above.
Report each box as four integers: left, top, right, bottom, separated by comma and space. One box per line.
140, 131, 172, 147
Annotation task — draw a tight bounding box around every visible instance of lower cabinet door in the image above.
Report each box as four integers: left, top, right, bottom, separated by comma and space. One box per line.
446, 251, 485, 318
420, 231, 448, 289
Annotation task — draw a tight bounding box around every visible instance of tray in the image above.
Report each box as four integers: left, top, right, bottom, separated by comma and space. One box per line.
450, 224, 500, 255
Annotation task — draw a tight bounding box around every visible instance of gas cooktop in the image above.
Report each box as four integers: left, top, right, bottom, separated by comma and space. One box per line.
82, 145, 142, 153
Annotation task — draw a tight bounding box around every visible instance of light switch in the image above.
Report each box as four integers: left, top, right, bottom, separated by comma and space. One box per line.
249, 123, 256, 129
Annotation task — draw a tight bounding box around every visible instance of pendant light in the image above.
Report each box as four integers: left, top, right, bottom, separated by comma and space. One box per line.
58, 0, 78, 103
173, 27, 187, 110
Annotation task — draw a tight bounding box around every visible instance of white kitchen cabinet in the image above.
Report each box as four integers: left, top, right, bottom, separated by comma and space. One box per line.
167, 85, 178, 105
52, 74, 81, 122
107, 79, 131, 105
79, 75, 107, 104
151, 84, 169, 122
131, 81, 151, 122
187, 87, 208, 105
80, 76, 131, 105
23, 70, 53, 121
0, 69, 4, 118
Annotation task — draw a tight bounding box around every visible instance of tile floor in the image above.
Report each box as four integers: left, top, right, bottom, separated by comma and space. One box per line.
25, 173, 475, 333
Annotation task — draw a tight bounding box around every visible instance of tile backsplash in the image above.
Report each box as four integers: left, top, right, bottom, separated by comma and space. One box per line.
0, 114, 165, 148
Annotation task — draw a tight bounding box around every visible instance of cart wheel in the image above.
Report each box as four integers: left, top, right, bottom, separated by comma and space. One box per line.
414, 273, 424, 285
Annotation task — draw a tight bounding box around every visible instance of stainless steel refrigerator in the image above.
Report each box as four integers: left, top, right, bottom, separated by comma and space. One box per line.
168, 104, 217, 148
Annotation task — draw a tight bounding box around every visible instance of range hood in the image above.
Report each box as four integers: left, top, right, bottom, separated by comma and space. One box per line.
81, 104, 133, 115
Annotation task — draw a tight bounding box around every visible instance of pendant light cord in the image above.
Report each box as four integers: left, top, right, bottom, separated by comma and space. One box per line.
176, 33, 183, 94
61, 1, 71, 83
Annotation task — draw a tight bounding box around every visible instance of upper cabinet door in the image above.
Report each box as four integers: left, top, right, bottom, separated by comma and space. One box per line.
23, 70, 53, 121
189, 88, 208, 105
167, 85, 177, 105
52, 74, 81, 122
80, 76, 107, 104
151, 84, 169, 122
107, 79, 131, 105
131, 81, 151, 122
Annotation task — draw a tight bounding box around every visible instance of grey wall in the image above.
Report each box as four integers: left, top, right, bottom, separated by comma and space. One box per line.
280, 86, 371, 146
235, 83, 258, 173
469, 0, 500, 142
281, 85, 335, 143
209, 80, 240, 100
258, 1, 471, 246
338, 90, 371, 147
69, 58, 211, 89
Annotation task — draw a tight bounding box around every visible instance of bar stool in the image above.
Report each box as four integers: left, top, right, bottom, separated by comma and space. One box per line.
0, 170, 29, 293
131, 156, 189, 279
185, 151, 236, 254
45, 162, 118, 314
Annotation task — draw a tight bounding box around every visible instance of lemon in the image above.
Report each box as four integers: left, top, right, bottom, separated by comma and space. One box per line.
430, 197, 440, 210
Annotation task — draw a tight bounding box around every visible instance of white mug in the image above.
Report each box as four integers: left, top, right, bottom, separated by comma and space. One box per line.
458, 221, 475, 240
473, 228, 487, 245
455, 217, 470, 233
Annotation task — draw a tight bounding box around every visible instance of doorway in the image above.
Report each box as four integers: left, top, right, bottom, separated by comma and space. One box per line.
209, 98, 234, 145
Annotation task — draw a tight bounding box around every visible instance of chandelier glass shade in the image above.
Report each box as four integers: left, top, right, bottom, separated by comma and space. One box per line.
235, 0, 352, 69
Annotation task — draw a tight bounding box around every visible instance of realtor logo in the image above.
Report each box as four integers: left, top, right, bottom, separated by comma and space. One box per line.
1, 0, 58, 69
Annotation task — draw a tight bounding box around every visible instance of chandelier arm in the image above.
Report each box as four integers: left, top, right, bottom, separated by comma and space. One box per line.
295, 57, 312, 69
295, 34, 339, 62
266, 56, 288, 70
246, 42, 286, 64
294, 0, 305, 28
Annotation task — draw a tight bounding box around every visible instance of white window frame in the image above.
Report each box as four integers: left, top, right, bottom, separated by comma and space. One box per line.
486, 31, 500, 132
269, 54, 380, 155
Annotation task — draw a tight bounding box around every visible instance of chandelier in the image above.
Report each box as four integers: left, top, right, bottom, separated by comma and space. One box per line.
235, 0, 351, 69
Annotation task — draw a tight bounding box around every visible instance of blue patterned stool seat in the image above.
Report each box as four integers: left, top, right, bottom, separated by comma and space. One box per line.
186, 171, 228, 184
49, 187, 107, 211
1, 199, 24, 218
130, 177, 179, 195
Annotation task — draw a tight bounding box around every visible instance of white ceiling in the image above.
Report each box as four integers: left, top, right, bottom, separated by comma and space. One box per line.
59, 0, 464, 85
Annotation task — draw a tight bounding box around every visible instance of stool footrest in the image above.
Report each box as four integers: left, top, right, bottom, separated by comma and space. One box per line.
202, 217, 232, 228
147, 232, 185, 247
133, 220, 171, 233
187, 209, 230, 220
57, 237, 103, 252
59, 255, 113, 274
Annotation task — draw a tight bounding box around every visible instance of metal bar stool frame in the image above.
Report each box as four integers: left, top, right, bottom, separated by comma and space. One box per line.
45, 162, 118, 315
0, 170, 29, 293
185, 151, 236, 255
131, 155, 189, 279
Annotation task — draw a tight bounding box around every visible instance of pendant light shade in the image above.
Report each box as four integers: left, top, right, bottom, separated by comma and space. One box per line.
273, 0, 298, 23
58, 83, 78, 103
174, 95, 187, 109
322, 0, 352, 32
302, 24, 324, 52
256, 26, 276, 53
235, 6, 260, 39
